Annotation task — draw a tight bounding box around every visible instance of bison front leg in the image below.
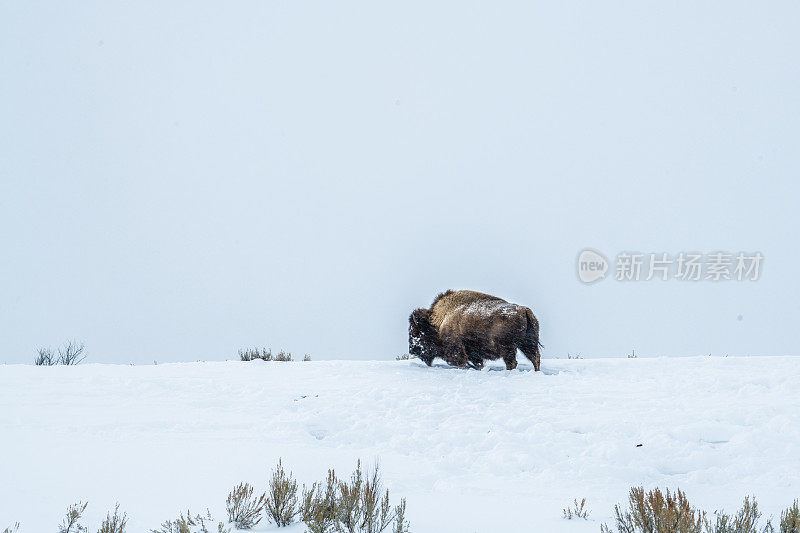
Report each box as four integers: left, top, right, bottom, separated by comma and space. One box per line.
466, 353, 484, 370
464, 343, 484, 370
442, 339, 470, 368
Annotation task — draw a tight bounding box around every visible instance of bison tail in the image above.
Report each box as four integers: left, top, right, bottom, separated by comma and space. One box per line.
521, 307, 543, 371
524, 308, 543, 350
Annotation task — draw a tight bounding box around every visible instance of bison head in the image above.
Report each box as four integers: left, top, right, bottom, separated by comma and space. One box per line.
408, 308, 439, 366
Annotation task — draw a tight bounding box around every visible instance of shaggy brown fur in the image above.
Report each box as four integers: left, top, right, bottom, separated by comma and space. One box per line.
409, 290, 542, 371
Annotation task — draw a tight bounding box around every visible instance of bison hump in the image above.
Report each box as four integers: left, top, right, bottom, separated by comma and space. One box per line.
429, 290, 508, 328
460, 300, 522, 319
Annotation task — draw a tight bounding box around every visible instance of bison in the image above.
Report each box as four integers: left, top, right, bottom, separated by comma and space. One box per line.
408, 290, 542, 371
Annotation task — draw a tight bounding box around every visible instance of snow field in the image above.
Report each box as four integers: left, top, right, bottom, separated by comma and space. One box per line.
1, 356, 799, 532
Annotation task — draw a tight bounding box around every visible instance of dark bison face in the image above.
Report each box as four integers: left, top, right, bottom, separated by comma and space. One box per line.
408, 308, 439, 366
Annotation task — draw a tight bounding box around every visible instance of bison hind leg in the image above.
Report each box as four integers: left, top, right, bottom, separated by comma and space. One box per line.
500, 346, 518, 371
503, 354, 518, 371
519, 341, 540, 371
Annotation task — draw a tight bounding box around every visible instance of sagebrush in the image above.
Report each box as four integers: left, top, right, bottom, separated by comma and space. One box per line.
239, 347, 272, 361
563, 498, 589, 520
601, 487, 704, 533
600, 488, 793, 533
150, 509, 230, 533
393, 498, 410, 533
30, 461, 410, 533
780, 500, 800, 533
302, 469, 338, 533
266, 459, 299, 526
705, 496, 771, 533
226, 482, 266, 529
98, 504, 127, 533
300, 460, 407, 533
239, 348, 296, 362
59, 501, 88, 533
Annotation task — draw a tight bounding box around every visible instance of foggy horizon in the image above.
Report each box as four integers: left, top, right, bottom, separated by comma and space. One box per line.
2, 2, 798, 364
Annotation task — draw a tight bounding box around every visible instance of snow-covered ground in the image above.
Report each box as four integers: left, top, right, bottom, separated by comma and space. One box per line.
2, 356, 799, 532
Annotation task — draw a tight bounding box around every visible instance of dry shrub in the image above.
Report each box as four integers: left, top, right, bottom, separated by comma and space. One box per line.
393, 499, 410, 533
601, 489, 786, 533
150, 509, 230, 533
239, 347, 272, 361
266, 459, 299, 526
226, 482, 266, 529
337, 460, 396, 533
239, 348, 295, 362
35, 341, 86, 366
705, 496, 772, 533
563, 498, 589, 520
780, 500, 800, 533
59, 501, 88, 533
98, 504, 127, 533
300, 460, 406, 533
35, 347, 56, 365
601, 487, 704, 533
58, 341, 86, 365
3, 524, 19, 533
273, 351, 293, 362
302, 470, 338, 533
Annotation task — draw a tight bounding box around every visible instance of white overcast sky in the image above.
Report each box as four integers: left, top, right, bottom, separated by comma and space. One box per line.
1, 1, 798, 364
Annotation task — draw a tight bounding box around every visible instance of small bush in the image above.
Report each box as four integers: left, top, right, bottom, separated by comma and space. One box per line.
99, 504, 127, 533
302, 469, 338, 533
59, 501, 88, 533
600, 489, 789, 533
395, 354, 417, 361
337, 460, 396, 533
299, 461, 409, 533
35, 347, 56, 365
273, 350, 293, 362
36, 341, 86, 366
563, 498, 589, 520
304, 354, 312, 361
601, 487, 704, 533
150, 510, 230, 533
239, 348, 296, 362
393, 499, 410, 533
705, 496, 772, 533
226, 482, 266, 529
566, 353, 582, 359
3, 524, 19, 533
239, 347, 272, 361
266, 459, 299, 526
59, 340, 86, 365
781, 500, 800, 533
